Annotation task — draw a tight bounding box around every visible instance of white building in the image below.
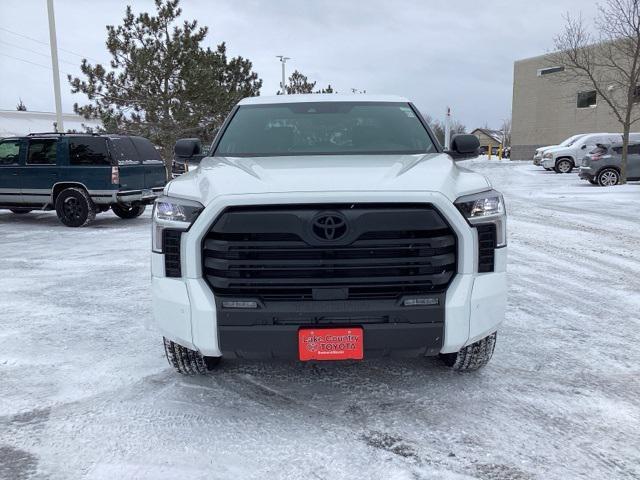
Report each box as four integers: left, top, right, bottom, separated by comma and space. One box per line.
0, 110, 101, 138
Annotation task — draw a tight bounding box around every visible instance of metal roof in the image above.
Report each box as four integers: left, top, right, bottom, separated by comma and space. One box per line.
0, 110, 101, 138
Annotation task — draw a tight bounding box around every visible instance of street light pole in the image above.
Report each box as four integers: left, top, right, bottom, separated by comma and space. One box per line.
276, 55, 290, 94
444, 106, 451, 149
47, 0, 64, 132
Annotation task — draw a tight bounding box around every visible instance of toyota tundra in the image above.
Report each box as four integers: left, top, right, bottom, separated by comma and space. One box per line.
151, 95, 507, 374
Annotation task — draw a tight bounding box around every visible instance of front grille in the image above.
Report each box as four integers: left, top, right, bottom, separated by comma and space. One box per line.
163, 229, 182, 277
202, 204, 457, 301
476, 224, 496, 273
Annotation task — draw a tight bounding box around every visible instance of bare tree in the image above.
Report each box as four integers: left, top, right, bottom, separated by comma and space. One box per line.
423, 114, 466, 146
552, 0, 640, 183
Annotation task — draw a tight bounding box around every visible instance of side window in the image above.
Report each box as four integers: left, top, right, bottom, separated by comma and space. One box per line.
108, 137, 140, 165
130, 137, 163, 163
27, 139, 58, 165
0, 140, 21, 165
69, 137, 110, 166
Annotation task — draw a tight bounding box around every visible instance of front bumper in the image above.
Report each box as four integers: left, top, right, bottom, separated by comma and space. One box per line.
533, 156, 541, 166
541, 158, 555, 168
151, 191, 508, 358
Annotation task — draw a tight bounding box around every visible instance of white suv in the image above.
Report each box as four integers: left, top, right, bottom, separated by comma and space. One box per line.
541, 133, 622, 173
151, 95, 507, 374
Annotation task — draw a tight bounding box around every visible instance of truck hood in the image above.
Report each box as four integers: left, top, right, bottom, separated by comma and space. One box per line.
165, 153, 491, 205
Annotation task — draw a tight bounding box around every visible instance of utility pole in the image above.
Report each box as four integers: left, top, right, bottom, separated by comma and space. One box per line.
276, 55, 290, 94
47, 0, 64, 132
444, 106, 451, 149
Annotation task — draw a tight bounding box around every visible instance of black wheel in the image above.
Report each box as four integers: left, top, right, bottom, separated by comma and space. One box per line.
555, 158, 573, 174
111, 203, 146, 219
439, 332, 497, 371
163, 337, 220, 375
596, 168, 620, 186
55, 187, 96, 227
9, 208, 32, 214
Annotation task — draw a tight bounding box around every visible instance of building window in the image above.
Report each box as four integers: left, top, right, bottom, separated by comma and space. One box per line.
577, 90, 597, 108
633, 85, 640, 103
537, 66, 564, 76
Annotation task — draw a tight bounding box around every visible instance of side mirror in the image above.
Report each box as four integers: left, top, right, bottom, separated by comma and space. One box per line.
447, 134, 480, 160
174, 138, 202, 158
581, 144, 587, 150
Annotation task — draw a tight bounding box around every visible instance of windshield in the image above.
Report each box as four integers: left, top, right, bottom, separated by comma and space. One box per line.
214, 102, 437, 157
561, 134, 584, 147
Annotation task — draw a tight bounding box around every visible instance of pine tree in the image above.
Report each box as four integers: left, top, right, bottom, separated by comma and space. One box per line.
317, 84, 336, 93
68, 0, 262, 161
278, 70, 335, 95
16, 99, 27, 111
283, 70, 316, 94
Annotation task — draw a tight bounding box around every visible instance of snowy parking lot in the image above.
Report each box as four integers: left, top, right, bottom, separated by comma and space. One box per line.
1, 159, 639, 480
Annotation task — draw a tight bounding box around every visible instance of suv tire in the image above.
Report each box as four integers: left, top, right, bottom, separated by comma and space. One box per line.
55, 187, 96, 227
9, 208, 32, 214
439, 332, 497, 371
555, 158, 573, 174
163, 337, 221, 375
597, 168, 620, 186
111, 204, 146, 219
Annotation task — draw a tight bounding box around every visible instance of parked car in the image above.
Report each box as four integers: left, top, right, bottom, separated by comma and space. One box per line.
0, 133, 167, 226
152, 94, 507, 375
540, 133, 630, 173
171, 138, 208, 178
579, 141, 640, 186
533, 134, 586, 169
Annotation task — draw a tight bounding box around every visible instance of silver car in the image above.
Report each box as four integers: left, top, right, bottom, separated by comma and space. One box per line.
579, 141, 640, 186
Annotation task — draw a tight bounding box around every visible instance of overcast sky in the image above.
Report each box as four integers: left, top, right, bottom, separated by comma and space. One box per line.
0, 0, 599, 129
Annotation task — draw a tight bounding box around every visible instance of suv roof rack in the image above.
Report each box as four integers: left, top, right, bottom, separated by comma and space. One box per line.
26, 132, 101, 136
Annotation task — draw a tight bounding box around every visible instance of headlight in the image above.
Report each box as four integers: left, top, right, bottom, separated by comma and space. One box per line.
543, 152, 553, 159
455, 189, 507, 248
152, 196, 204, 253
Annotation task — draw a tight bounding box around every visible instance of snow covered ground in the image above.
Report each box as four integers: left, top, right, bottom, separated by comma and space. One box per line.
1, 159, 639, 480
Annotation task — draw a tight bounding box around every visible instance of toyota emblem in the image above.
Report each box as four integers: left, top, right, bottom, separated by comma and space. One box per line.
311, 212, 348, 241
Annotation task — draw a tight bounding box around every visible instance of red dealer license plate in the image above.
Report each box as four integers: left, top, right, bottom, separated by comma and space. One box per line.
298, 327, 364, 361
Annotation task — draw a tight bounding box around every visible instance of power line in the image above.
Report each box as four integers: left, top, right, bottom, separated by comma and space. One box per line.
0, 52, 73, 77
0, 39, 78, 67
0, 25, 100, 62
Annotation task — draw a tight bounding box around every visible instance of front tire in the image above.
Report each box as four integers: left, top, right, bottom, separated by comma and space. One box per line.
111, 203, 146, 219
555, 159, 573, 174
9, 208, 32, 214
163, 337, 221, 375
55, 187, 96, 227
439, 332, 497, 371
597, 168, 620, 186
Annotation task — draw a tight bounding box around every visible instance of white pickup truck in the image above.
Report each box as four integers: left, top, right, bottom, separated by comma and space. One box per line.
151, 94, 507, 375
